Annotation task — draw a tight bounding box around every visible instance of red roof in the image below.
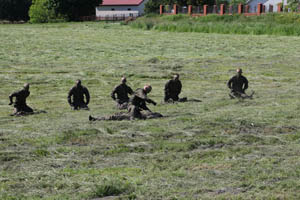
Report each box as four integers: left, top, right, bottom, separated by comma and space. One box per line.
101, 0, 144, 6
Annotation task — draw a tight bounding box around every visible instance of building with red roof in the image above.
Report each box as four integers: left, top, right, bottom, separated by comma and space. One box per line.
96, 0, 149, 17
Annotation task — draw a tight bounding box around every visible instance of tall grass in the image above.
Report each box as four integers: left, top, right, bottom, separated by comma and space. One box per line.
130, 13, 300, 36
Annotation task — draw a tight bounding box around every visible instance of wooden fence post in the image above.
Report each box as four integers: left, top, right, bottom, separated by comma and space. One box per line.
188, 5, 192, 15
257, 3, 262, 15
238, 4, 244, 14
203, 5, 208, 15
262, 5, 266, 13
220, 4, 224, 15
160, 5, 164, 15
277, 4, 281, 12
173, 4, 178, 14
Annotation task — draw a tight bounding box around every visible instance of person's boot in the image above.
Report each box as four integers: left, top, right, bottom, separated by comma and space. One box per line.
89, 115, 96, 121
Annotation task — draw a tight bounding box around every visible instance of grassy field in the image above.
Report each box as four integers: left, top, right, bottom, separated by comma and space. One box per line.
131, 13, 300, 36
0, 22, 300, 199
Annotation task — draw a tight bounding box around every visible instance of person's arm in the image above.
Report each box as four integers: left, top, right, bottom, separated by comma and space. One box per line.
127, 86, 134, 95
145, 98, 156, 106
67, 88, 73, 106
178, 81, 182, 94
111, 86, 117, 101
227, 78, 233, 90
164, 81, 170, 95
243, 77, 248, 92
84, 88, 90, 105
8, 92, 17, 105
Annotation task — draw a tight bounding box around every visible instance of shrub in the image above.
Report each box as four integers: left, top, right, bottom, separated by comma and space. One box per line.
29, 0, 56, 23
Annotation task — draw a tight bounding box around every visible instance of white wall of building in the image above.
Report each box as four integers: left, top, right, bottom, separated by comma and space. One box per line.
248, 0, 287, 12
96, 0, 149, 17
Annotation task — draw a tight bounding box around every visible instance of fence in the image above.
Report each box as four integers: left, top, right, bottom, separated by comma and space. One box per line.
159, 3, 289, 16
80, 13, 140, 22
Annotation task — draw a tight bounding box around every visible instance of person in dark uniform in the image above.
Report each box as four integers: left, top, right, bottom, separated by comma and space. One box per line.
68, 79, 90, 110
9, 83, 33, 115
111, 77, 133, 109
89, 84, 162, 121
164, 74, 187, 103
227, 68, 249, 98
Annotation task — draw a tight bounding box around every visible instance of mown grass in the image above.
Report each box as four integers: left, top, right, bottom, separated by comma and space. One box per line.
131, 13, 300, 36
0, 22, 300, 199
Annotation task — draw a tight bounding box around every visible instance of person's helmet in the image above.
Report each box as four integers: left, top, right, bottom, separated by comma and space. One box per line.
76, 79, 82, 86
121, 77, 127, 83
236, 68, 243, 74
173, 74, 180, 80
144, 85, 152, 93
24, 83, 30, 90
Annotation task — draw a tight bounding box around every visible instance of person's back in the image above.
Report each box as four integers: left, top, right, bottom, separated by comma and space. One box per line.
164, 74, 182, 102
69, 85, 88, 104
11, 88, 30, 106
228, 75, 248, 93
111, 77, 133, 109
227, 68, 249, 98
68, 80, 90, 110
9, 83, 33, 115
130, 88, 147, 108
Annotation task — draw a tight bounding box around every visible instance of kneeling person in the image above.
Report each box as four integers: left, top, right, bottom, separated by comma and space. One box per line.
9, 83, 33, 115
164, 74, 187, 103
90, 85, 162, 121
227, 68, 251, 99
68, 79, 90, 110
111, 77, 133, 109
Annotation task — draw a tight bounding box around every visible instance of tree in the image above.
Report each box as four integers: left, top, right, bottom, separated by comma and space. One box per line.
0, 0, 32, 21
50, 0, 102, 21
29, 0, 57, 23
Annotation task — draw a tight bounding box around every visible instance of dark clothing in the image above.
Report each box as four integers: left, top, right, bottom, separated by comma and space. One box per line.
164, 79, 182, 102
111, 83, 133, 109
111, 83, 133, 103
227, 75, 248, 94
68, 85, 90, 110
9, 89, 33, 114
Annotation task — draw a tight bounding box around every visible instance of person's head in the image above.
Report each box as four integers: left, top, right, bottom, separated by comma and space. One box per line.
236, 68, 243, 77
143, 84, 152, 94
76, 79, 82, 87
173, 74, 180, 81
121, 76, 127, 84
23, 83, 30, 91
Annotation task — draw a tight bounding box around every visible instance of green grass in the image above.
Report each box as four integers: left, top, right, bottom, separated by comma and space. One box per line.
0, 22, 300, 199
131, 13, 300, 36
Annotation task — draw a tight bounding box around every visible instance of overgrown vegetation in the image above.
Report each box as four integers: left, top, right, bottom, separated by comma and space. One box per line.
0, 22, 300, 199
131, 13, 300, 36
29, 0, 101, 23
0, 0, 32, 21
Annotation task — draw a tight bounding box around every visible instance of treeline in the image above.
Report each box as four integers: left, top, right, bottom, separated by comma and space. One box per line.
0, 0, 31, 21
0, 0, 102, 22
144, 0, 231, 14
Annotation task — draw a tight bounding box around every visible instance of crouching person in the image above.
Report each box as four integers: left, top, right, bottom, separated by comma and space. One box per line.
9, 83, 34, 116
